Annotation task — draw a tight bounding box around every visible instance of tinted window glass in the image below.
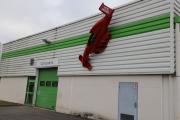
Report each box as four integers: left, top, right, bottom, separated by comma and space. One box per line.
28, 76, 36, 80
27, 94, 33, 104
52, 81, 58, 87
46, 81, 51, 87
29, 82, 34, 92
40, 81, 45, 86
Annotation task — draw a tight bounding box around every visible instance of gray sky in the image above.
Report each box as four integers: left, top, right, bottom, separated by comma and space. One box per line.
0, 0, 134, 44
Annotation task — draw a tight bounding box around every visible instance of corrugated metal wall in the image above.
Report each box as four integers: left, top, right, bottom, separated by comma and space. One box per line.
0, 0, 175, 76
58, 29, 172, 75
175, 0, 180, 16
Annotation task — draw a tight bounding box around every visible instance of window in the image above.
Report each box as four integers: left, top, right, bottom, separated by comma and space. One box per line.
28, 76, 36, 80
40, 81, 45, 86
26, 93, 33, 104
46, 81, 51, 87
52, 81, 58, 87
29, 82, 34, 92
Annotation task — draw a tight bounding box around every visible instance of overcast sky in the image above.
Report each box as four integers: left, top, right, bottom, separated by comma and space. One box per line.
0, 0, 134, 44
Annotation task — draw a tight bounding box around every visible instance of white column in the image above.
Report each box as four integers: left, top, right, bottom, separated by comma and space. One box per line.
0, 42, 2, 60
175, 23, 180, 120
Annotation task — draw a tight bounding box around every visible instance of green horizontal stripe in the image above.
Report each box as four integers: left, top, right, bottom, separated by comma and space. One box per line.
109, 13, 170, 31
3, 35, 89, 57
2, 13, 170, 59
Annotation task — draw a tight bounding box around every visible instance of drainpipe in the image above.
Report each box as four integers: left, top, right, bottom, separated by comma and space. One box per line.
175, 23, 180, 120
0, 42, 2, 60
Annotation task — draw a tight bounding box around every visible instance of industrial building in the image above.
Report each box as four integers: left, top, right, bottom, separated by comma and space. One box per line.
1, 0, 180, 120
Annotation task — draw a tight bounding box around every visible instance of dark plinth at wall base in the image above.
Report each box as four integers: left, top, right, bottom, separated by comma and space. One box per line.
0, 100, 22, 107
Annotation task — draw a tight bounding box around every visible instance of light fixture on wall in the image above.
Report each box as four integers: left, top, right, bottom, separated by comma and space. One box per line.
42, 39, 52, 45
30, 58, 34, 66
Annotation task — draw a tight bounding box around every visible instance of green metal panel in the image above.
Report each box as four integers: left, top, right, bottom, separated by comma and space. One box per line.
175, 16, 180, 23
2, 13, 170, 59
36, 68, 58, 110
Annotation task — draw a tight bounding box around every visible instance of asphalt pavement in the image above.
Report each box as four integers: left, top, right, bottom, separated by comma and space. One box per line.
0, 106, 90, 120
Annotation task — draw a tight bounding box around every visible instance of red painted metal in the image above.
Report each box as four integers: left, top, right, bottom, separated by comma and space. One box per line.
79, 3, 114, 70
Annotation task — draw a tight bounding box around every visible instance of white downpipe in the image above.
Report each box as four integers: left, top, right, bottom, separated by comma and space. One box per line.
0, 43, 2, 61
175, 23, 180, 120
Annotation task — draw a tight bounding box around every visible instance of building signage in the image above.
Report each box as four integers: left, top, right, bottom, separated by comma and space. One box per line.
35, 58, 59, 68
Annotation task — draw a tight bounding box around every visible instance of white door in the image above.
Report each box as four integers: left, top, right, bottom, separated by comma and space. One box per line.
119, 82, 138, 120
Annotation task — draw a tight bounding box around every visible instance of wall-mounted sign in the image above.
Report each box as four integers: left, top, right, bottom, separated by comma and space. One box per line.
35, 58, 59, 68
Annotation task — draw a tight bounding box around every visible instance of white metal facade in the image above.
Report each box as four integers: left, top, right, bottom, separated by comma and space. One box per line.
175, 0, 180, 16
0, 1, 180, 120
0, 0, 177, 76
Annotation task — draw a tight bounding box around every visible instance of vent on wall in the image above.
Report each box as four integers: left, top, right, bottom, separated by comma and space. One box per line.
121, 114, 134, 120
30, 58, 34, 66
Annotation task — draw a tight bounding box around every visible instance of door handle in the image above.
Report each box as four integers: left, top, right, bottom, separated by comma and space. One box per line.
134, 102, 137, 108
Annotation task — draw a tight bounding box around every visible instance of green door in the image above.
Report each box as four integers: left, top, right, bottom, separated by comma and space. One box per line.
36, 68, 58, 110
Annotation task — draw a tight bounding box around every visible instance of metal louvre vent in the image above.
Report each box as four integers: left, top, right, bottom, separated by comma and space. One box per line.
121, 114, 134, 120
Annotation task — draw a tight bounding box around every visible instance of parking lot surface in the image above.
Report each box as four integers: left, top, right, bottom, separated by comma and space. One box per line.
0, 106, 90, 120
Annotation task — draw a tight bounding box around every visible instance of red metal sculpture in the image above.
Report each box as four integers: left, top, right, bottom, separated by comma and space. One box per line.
79, 3, 114, 70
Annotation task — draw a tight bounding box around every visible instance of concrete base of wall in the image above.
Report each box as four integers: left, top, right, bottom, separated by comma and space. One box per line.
56, 75, 174, 120
0, 75, 175, 120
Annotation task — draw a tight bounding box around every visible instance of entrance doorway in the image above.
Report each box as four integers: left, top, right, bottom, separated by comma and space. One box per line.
36, 68, 58, 110
118, 82, 138, 120
25, 76, 36, 105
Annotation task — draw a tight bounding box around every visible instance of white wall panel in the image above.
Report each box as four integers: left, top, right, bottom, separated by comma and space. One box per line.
56, 75, 173, 120
0, 50, 56, 76
0, 77, 27, 104
0, 43, 2, 76
175, 0, 180, 15
57, 29, 173, 75
1, 28, 174, 76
